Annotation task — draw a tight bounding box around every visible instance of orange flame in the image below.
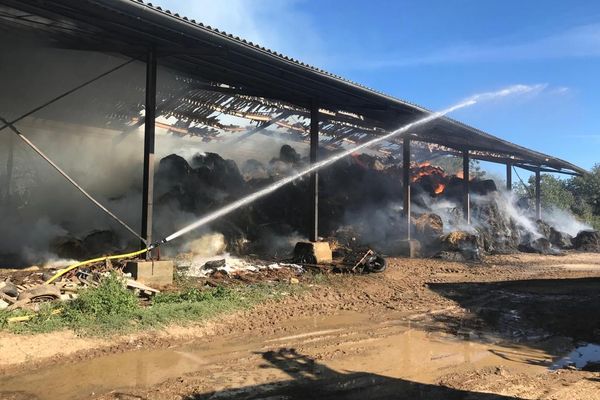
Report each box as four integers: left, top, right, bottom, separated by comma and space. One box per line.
411, 161, 476, 195
410, 162, 450, 195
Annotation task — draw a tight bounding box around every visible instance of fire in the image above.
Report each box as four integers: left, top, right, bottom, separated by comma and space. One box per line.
410, 160, 476, 196
410, 161, 449, 195
411, 162, 446, 183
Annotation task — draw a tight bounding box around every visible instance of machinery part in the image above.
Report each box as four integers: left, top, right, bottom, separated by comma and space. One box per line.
364, 254, 387, 273
348, 249, 387, 274
148, 238, 168, 250
296, 253, 317, 265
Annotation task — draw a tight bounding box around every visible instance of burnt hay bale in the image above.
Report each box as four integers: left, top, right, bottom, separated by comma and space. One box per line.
439, 231, 481, 261
572, 230, 600, 252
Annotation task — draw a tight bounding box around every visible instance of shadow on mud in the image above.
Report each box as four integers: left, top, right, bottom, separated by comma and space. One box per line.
427, 277, 600, 349
184, 348, 521, 400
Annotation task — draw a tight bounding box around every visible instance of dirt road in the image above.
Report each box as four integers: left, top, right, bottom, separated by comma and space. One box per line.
1, 253, 599, 399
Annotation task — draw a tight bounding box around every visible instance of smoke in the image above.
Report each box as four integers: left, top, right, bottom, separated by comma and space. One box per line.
341, 202, 405, 251
0, 33, 312, 266
182, 233, 227, 257
488, 190, 541, 237
358, 172, 590, 255
543, 206, 591, 237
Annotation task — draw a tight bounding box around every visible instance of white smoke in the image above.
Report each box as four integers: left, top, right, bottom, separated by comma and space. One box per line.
491, 190, 541, 237
543, 206, 591, 237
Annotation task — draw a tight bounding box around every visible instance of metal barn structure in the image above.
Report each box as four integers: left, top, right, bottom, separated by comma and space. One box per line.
0, 0, 586, 248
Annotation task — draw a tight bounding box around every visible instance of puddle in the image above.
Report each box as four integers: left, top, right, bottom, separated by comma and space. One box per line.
550, 343, 600, 370
0, 312, 553, 400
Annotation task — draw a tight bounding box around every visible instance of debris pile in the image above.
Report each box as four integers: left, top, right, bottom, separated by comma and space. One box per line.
180, 255, 304, 279
0, 260, 158, 314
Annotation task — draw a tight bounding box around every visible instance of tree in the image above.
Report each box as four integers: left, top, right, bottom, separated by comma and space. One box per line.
566, 164, 600, 216
502, 165, 600, 230
514, 173, 574, 211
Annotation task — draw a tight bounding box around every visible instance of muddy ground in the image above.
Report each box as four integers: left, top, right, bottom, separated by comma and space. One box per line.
1, 252, 599, 399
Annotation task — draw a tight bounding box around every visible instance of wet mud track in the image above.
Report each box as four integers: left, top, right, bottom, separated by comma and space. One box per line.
428, 277, 600, 344
0, 312, 555, 399
1, 253, 600, 399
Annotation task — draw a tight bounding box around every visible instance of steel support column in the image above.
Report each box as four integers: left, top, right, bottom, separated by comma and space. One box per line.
463, 150, 471, 224
4, 132, 14, 205
506, 163, 512, 191
141, 49, 157, 250
309, 101, 319, 242
403, 137, 411, 239
535, 168, 541, 220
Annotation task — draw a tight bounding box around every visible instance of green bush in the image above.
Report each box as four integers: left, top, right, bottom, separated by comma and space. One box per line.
67, 273, 140, 317
153, 285, 231, 304
56, 273, 140, 334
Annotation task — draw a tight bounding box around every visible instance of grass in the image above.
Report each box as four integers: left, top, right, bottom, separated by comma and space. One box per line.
0, 273, 307, 336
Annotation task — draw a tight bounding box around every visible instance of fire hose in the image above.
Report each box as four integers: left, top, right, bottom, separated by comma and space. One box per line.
44, 239, 168, 284
44, 248, 148, 284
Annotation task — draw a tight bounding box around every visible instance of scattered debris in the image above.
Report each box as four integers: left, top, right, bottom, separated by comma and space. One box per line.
185, 256, 263, 278
350, 249, 387, 273
126, 279, 161, 296
0, 281, 18, 297
293, 241, 333, 264
0, 257, 163, 316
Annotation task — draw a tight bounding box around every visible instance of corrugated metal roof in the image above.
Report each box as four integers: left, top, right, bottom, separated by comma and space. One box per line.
0, 0, 587, 175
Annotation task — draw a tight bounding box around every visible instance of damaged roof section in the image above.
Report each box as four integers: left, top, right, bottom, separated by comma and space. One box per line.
0, 0, 586, 175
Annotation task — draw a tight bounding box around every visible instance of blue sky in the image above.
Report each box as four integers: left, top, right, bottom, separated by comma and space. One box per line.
155, 0, 600, 173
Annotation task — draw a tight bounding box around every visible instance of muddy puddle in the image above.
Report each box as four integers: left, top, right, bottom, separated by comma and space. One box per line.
0, 311, 563, 400
551, 343, 600, 370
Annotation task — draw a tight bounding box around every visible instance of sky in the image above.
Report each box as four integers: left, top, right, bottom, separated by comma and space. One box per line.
154, 0, 600, 174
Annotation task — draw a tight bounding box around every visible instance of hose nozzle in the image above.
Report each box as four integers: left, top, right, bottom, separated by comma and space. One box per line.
147, 238, 168, 251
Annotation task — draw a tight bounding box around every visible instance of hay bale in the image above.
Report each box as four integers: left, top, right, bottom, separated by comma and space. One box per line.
572, 230, 600, 252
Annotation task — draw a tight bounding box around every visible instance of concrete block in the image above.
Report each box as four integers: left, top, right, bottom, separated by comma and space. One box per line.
124, 260, 174, 286
294, 241, 333, 264
397, 239, 421, 258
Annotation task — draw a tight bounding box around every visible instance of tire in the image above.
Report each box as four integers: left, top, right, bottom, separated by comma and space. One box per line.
18, 285, 61, 302
297, 254, 317, 265
364, 255, 387, 273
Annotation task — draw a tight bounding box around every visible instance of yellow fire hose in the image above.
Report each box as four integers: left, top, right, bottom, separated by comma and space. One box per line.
45, 248, 149, 284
